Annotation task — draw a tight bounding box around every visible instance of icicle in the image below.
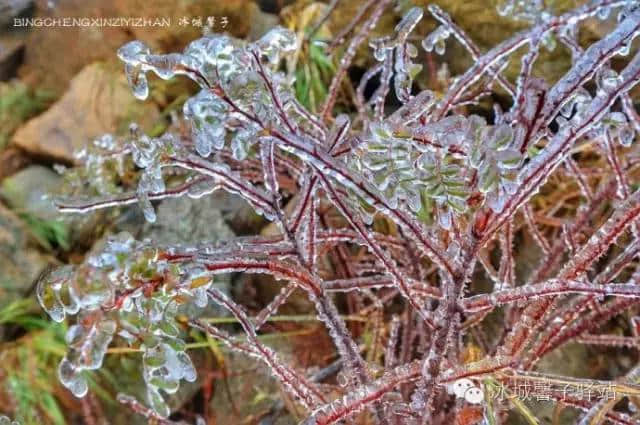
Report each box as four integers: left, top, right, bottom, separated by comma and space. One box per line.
118, 41, 151, 100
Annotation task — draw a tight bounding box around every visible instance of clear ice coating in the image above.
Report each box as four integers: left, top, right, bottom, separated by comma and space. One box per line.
422, 26, 450, 55
116, 27, 299, 168
183, 90, 228, 157
118, 41, 152, 100
42, 1, 640, 421
37, 232, 212, 417
368, 7, 423, 103
496, 0, 547, 22
254, 26, 297, 64
58, 315, 116, 397
356, 111, 525, 223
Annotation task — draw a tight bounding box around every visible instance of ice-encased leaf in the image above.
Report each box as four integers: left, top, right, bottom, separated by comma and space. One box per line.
422, 26, 450, 55
37, 265, 76, 323
419, 155, 469, 227
254, 26, 297, 64
117, 40, 150, 64
469, 121, 523, 211
598, 68, 622, 93
58, 357, 88, 397
183, 90, 228, 156
147, 387, 171, 418
396, 7, 423, 41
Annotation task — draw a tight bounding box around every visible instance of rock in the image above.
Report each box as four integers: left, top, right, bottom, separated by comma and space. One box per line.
0, 164, 116, 250
0, 164, 100, 251
0, 0, 32, 28
141, 191, 235, 246
247, 6, 280, 41
0, 33, 24, 81
17, 0, 131, 93
208, 349, 296, 425
0, 165, 60, 219
11, 62, 160, 162
112, 0, 255, 51
0, 147, 31, 181
18, 0, 256, 93
0, 202, 51, 309
0, 79, 53, 149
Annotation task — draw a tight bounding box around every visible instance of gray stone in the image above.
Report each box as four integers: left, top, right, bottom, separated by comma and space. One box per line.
247, 6, 280, 42
0, 202, 50, 309
0, 165, 60, 219
0, 164, 106, 249
141, 192, 234, 246
0, 0, 32, 27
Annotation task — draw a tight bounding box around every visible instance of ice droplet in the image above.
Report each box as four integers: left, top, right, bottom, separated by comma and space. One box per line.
58, 358, 88, 397
124, 63, 149, 100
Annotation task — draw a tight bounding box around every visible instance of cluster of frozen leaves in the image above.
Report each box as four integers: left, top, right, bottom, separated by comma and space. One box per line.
356, 112, 524, 228
54, 133, 133, 200
114, 27, 305, 223
37, 232, 210, 417
118, 27, 297, 161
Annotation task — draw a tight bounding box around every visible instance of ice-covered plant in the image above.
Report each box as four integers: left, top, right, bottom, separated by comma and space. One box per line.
37, 1, 640, 423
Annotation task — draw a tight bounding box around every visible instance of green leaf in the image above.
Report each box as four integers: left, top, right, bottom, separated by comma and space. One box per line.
310, 43, 334, 72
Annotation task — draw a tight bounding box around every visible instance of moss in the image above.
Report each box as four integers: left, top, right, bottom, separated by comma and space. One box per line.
0, 81, 54, 149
